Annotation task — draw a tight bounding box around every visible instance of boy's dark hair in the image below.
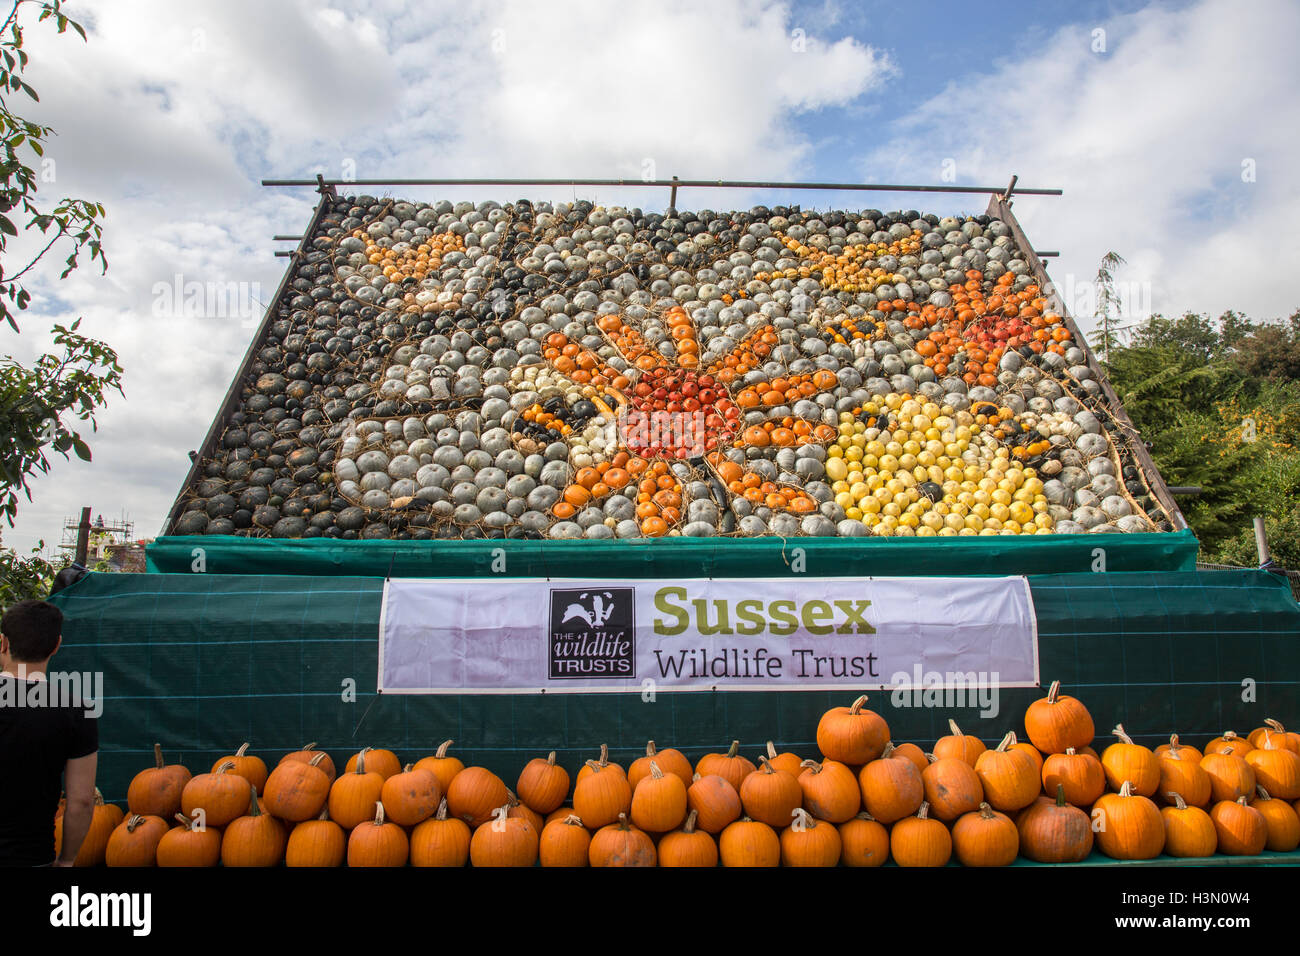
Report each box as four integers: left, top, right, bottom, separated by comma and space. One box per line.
1, 599, 64, 662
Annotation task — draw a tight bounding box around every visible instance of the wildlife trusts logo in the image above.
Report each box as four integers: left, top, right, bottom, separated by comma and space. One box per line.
549, 587, 635, 679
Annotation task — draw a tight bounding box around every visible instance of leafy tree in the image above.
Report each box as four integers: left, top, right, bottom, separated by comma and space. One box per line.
1, 320, 123, 524
1107, 301, 1300, 561
0, 533, 65, 601
1213, 507, 1300, 572
0, 1, 120, 537
1087, 251, 1128, 365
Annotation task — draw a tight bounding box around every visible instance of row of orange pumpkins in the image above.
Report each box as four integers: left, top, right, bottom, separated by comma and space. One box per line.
57, 684, 1300, 865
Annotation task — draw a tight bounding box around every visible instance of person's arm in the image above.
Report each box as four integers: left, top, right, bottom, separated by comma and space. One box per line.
53, 752, 97, 866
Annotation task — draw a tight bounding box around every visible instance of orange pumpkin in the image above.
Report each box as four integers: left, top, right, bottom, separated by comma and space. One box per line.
934, 719, 986, 767
694, 740, 756, 792
816, 696, 889, 765
1023, 681, 1094, 754
539, 813, 591, 867
837, 812, 889, 867
780, 809, 841, 867
589, 812, 655, 867
126, 744, 191, 820
410, 798, 471, 867
413, 739, 463, 794
516, 751, 570, 814
657, 810, 718, 868
718, 817, 779, 867
285, 809, 346, 868
891, 802, 952, 867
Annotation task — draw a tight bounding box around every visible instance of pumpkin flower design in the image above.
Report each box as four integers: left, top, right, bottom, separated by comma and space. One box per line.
315, 203, 1163, 540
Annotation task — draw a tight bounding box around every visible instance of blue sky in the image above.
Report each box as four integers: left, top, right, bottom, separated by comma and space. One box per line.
3, 0, 1296, 554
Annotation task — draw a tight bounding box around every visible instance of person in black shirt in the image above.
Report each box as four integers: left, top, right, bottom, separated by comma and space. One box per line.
0, 599, 98, 866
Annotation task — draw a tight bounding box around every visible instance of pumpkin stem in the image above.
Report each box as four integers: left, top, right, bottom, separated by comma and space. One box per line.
93, 788, 104, 806
1256, 786, 1271, 801
1046, 680, 1061, 704
766, 741, 778, 760
153, 743, 164, 770
881, 742, 897, 759
1055, 783, 1066, 807
356, 748, 369, 774
1118, 780, 1133, 797
1112, 724, 1134, 746
616, 812, 630, 831
1065, 747, 1077, 755
435, 797, 448, 821
791, 807, 814, 828
319, 806, 331, 821
584, 759, 602, 774
757, 755, 774, 774
947, 718, 962, 738
849, 695, 869, 715
725, 740, 740, 759
978, 802, 995, 820
126, 814, 144, 832
1168, 792, 1187, 810
799, 759, 823, 774
216, 760, 237, 774
683, 809, 698, 834
1265, 718, 1285, 734
916, 801, 931, 820
994, 732, 1014, 753
1168, 733, 1181, 752
546, 751, 556, 767
691, 772, 701, 782
174, 812, 191, 828
858, 811, 877, 822
564, 814, 583, 826
246, 782, 260, 816
649, 761, 663, 780
645, 741, 656, 758
435, 740, 453, 759
924, 752, 938, 764
309, 752, 327, 767
374, 801, 386, 825
1236, 795, 1248, 806
598, 743, 609, 767
402, 763, 413, 773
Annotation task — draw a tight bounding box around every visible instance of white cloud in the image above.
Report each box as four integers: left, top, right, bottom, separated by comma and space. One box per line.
4, 0, 891, 554
865, 0, 1300, 333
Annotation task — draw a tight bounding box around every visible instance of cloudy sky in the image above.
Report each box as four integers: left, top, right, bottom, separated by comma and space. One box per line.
3, 0, 1296, 555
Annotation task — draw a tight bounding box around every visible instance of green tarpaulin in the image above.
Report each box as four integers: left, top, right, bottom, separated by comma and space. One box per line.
146, 529, 1200, 578
47, 566, 1299, 803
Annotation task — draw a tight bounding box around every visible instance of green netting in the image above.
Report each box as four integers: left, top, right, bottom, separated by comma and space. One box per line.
147, 529, 1199, 578
47, 566, 1297, 803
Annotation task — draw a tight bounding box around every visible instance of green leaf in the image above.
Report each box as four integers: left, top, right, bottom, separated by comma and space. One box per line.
71, 436, 91, 461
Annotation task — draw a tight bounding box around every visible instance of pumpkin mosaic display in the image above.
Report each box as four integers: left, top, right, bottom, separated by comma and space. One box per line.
170, 198, 1176, 540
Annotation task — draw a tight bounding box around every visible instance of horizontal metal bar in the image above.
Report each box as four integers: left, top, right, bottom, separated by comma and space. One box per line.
272, 235, 302, 241
260, 177, 1063, 196
1167, 486, 1203, 497
1035, 251, 1059, 258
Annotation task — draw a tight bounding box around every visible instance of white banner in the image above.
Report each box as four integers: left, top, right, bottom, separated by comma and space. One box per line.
378, 576, 1038, 694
